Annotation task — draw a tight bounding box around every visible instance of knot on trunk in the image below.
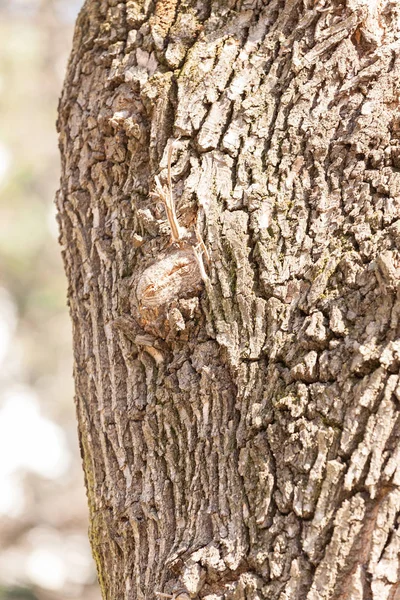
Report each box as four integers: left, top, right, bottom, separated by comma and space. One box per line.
132, 247, 203, 338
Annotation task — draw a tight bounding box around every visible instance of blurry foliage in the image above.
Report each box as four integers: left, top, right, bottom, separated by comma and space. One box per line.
0, 586, 39, 600
0, 1, 100, 599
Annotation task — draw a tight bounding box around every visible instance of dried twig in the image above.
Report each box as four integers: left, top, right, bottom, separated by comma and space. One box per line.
151, 138, 183, 244
153, 174, 182, 244
151, 138, 210, 283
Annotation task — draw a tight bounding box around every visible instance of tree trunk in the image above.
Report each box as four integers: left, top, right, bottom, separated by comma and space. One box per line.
57, 1, 400, 599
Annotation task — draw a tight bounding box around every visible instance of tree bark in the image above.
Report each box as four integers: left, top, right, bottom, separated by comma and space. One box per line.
57, 1, 400, 599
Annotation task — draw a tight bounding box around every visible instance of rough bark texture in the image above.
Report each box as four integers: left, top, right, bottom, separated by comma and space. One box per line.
57, 1, 400, 599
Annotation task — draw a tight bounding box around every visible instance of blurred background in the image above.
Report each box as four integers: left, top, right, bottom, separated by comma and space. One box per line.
0, 0, 100, 598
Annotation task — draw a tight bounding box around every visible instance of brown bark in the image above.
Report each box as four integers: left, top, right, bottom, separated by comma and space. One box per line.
57, 1, 400, 599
